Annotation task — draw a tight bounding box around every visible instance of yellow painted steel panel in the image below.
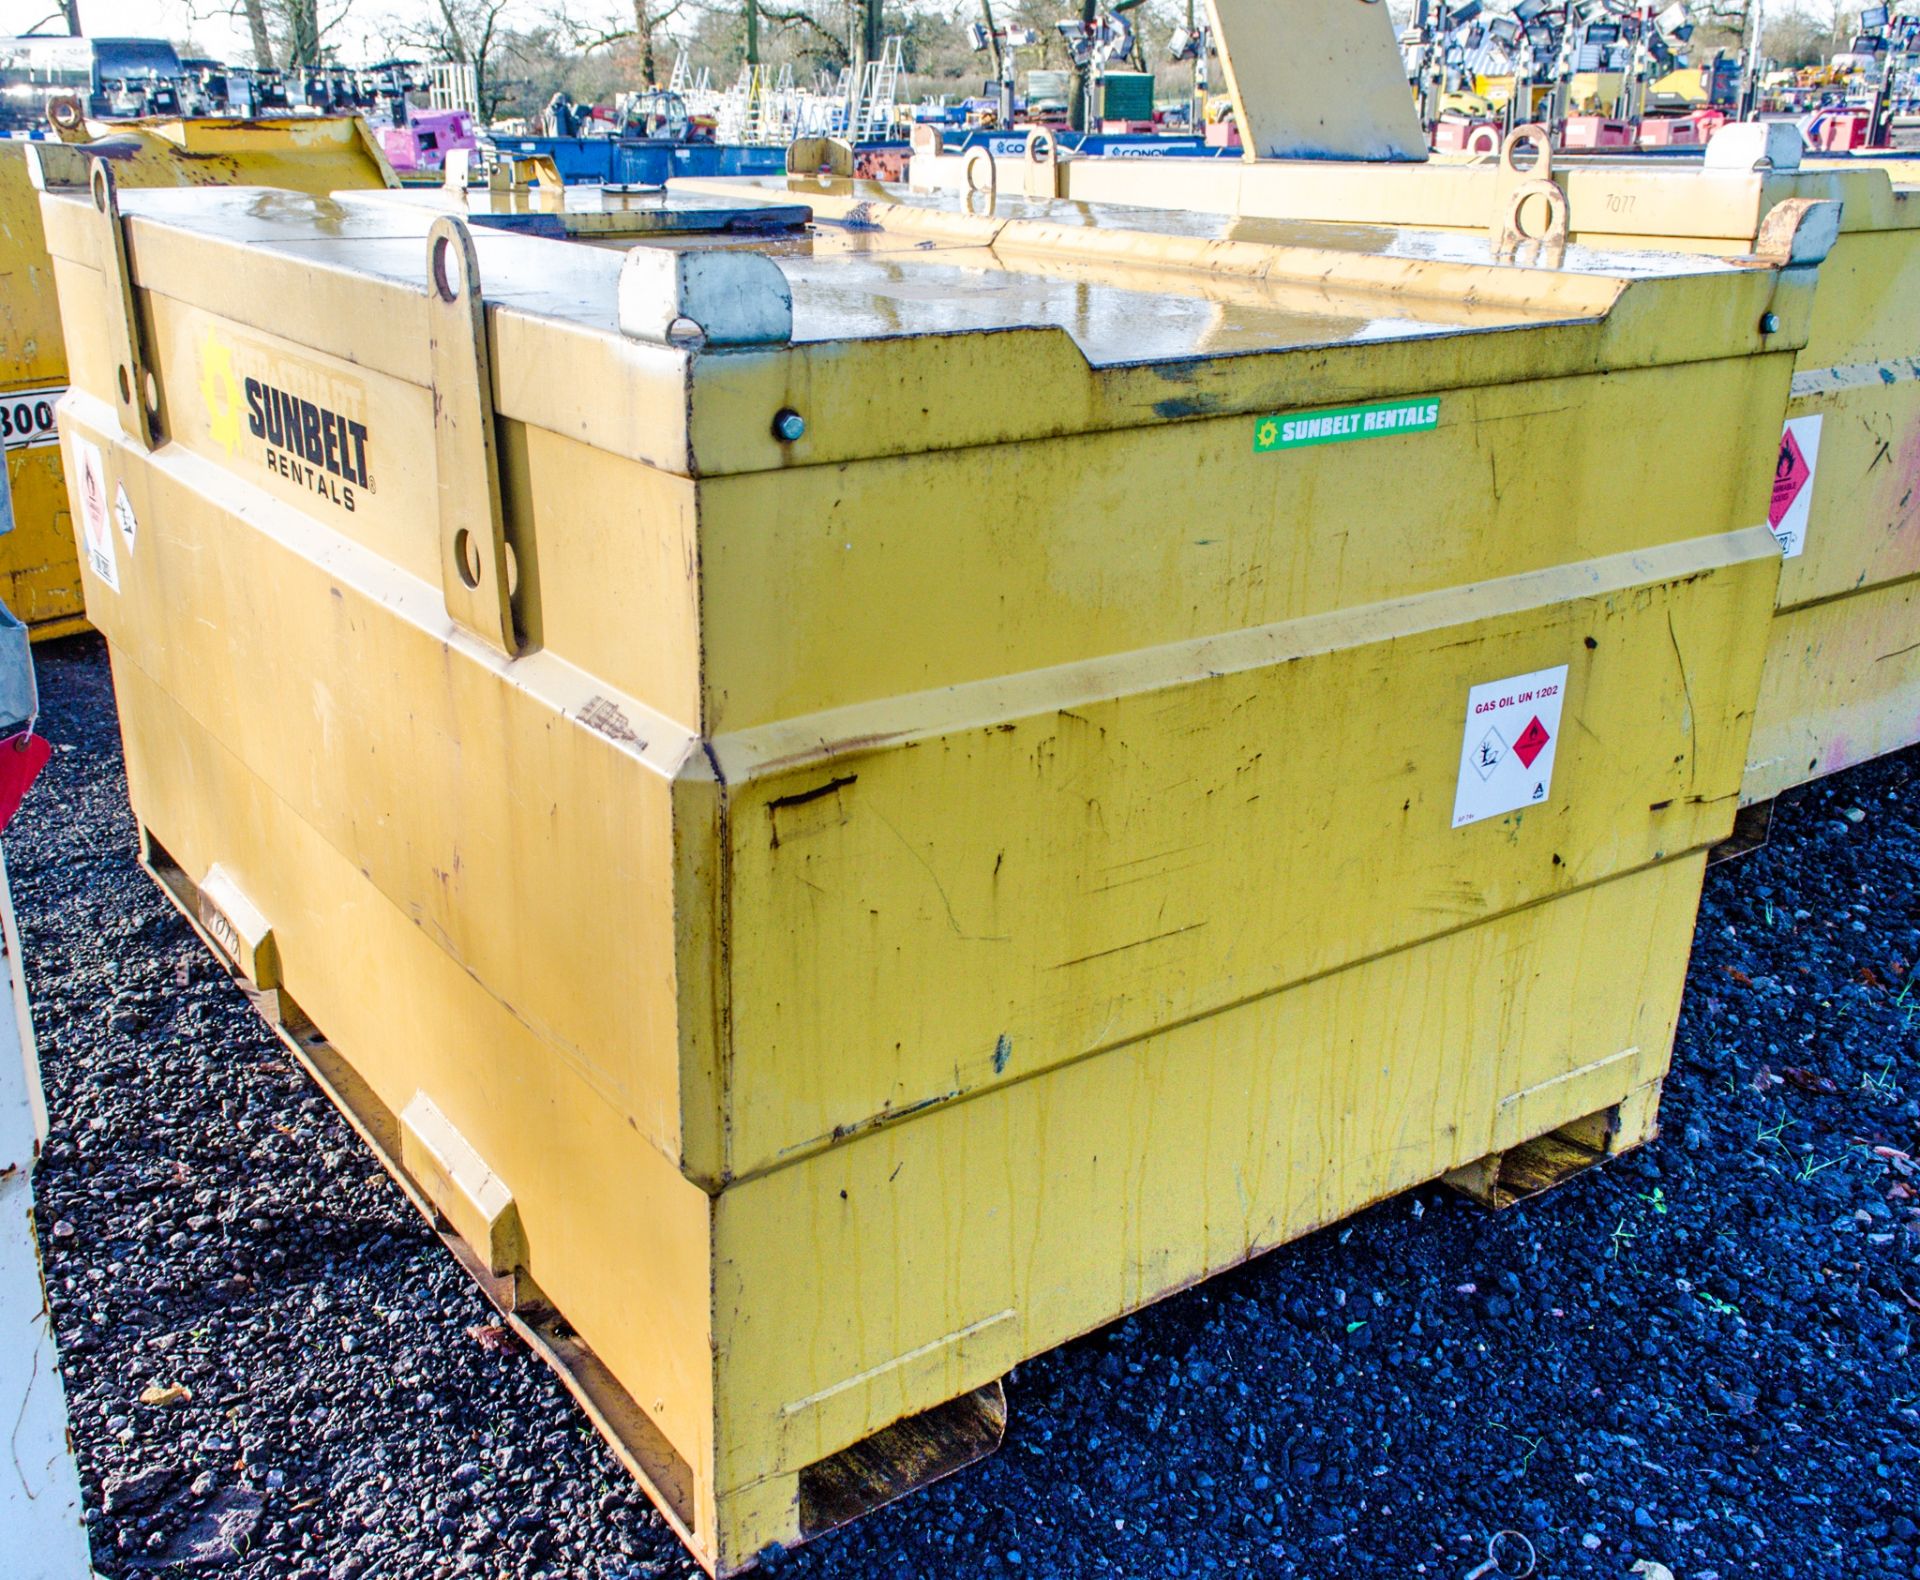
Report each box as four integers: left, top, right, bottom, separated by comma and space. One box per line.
1, 447, 82, 631
0, 125, 393, 638
1800, 224, 1920, 367
78, 115, 399, 194
0, 152, 69, 389
1780, 359, 1920, 615
106, 648, 721, 1532
693, 354, 1792, 727
42, 177, 1793, 1570
1744, 575, 1920, 802
59, 401, 700, 1163
715, 855, 1699, 1496
715, 532, 1773, 1181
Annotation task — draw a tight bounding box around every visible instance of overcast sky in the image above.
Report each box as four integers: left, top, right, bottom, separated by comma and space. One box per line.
0, 0, 540, 63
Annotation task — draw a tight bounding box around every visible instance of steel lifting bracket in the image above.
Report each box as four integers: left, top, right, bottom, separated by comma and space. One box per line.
1021, 128, 1065, 199
1490, 125, 1568, 267
425, 215, 523, 658
83, 161, 161, 452
45, 91, 89, 142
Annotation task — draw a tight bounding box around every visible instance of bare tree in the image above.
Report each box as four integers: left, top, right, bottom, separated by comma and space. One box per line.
241, 0, 276, 69
854, 0, 882, 83
756, 1, 857, 69
1068, 0, 1095, 128
22, 0, 84, 32
1689, 1, 1865, 74
281, 0, 322, 65
393, 0, 516, 116
559, 0, 694, 90
189, 0, 356, 69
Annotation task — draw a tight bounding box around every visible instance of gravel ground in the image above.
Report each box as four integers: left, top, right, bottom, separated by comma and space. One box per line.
15, 632, 1920, 1579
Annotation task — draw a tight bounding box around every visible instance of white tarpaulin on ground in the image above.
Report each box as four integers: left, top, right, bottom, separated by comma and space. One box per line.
0, 843, 95, 1579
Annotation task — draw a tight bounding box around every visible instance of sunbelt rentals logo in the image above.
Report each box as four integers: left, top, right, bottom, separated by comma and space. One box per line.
198, 328, 375, 513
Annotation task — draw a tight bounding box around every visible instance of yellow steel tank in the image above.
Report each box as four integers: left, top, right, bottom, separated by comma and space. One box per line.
39, 164, 1819, 1570
906, 119, 1920, 807
0, 119, 395, 639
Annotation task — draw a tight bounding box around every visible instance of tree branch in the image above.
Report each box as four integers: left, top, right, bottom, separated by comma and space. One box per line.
758, 1, 848, 45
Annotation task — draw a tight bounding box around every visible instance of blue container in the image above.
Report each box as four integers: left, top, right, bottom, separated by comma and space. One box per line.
490, 137, 792, 187
488, 129, 1232, 187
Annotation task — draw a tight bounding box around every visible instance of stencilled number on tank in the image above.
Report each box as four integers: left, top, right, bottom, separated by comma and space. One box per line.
1606, 193, 1636, 214
0, 388, 63, 450
201, 900, 242, 963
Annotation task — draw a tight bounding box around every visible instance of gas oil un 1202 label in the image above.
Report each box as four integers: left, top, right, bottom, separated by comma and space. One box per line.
1452, 664, 1569, 828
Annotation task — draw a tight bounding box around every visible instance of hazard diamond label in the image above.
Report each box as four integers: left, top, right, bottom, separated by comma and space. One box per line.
1767, 414, 1823, 559
1770, 427, 1809, 526
1471, 724, 1507, 780
1453, 665, 1569, 828
74, 435, 118, 594
1513, 715, 1551, 769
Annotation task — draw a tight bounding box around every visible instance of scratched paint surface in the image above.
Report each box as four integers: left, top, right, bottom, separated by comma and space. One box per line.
721, 544, 1774, 1181
1744, 579, 1920, 804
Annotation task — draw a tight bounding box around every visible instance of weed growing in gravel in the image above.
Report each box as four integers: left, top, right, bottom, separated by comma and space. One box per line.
1794, 1150, 1851, 1185
1485, 1421, 1544, 1475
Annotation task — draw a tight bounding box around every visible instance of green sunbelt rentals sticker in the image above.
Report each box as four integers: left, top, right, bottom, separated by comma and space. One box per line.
1254, 397, 1441, 453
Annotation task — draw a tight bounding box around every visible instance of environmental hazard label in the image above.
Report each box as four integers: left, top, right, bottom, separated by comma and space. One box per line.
74, 436, 118, 593
1254, 397, 1441, 453
1768, 414, 1822, 559
114, 483, 137, 555
1452, 664, 1568, 828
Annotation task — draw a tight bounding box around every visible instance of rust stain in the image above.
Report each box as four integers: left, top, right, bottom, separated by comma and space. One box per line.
767, 773, 858, 813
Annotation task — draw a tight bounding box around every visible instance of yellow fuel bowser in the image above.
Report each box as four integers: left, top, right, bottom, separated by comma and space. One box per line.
910, 0, 1920, 809
34, 51, 1829, 1580
0, 115, 394, 638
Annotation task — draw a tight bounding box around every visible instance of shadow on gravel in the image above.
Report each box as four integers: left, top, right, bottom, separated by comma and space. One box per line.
15, 634, 1919, 1579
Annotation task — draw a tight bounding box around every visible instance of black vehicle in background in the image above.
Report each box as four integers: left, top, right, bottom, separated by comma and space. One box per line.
0, 35, 194, 130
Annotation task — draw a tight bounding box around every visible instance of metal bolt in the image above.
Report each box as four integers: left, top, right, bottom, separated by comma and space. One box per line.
772, 408, 806, 443
1758, 311, 1781, 335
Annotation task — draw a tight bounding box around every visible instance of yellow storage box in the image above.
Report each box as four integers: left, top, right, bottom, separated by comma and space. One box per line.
40, 169, 1814, 1570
